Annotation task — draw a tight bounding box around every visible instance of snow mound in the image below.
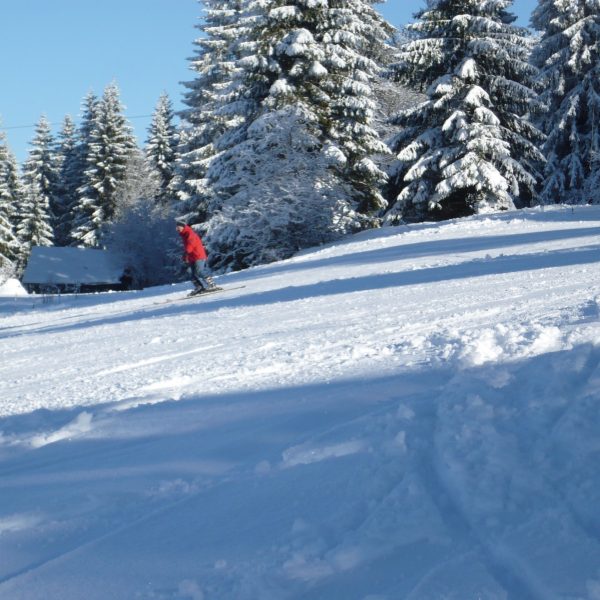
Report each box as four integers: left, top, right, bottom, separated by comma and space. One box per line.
0, 278, 28, 297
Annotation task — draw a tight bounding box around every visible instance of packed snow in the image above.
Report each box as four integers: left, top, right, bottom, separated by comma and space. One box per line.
1, 206, 600, 599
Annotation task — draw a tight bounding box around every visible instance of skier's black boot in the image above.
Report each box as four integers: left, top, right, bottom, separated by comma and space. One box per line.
188, 286, 206, 297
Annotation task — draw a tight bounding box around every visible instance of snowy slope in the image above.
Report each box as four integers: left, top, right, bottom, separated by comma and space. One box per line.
1, 206, 600, 600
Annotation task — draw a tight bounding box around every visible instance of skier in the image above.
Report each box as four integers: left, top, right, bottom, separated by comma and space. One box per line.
176, 221, 219, 295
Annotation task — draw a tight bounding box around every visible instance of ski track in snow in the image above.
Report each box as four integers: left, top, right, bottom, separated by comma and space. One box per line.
1, 207, 600, 599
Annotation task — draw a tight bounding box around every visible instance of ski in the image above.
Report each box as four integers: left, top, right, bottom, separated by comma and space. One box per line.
185, 285, 246, 299
153, 285, 246, 306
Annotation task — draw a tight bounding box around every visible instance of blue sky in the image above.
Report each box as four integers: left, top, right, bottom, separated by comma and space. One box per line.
1, 0, 537, 163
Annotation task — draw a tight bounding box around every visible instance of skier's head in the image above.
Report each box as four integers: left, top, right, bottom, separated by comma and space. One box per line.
175, 220, 187, 231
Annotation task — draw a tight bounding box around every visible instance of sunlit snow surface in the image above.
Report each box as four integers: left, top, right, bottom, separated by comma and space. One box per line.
1, 206, 600, 599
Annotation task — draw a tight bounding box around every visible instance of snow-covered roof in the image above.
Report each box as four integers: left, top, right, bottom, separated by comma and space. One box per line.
21, 246, 126, 286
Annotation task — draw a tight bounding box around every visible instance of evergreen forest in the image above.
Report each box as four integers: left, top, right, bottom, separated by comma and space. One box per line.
1, 0, 599, 287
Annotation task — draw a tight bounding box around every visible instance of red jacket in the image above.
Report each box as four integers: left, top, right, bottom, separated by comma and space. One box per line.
179, 225, 207, 263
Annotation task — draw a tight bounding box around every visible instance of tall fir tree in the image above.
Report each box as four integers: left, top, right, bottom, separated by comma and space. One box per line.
211, 0, 395, 208
21, 115, 59, 232
197, 0, 395, 270
0, 146, 25, 234
384, 0, 545, 223
17, 116, 57, 264
172, 0, 246, 224
16, 181, 55, 258
531, 0, 600, 204
0, 201, 16, 276
0, 131, 21, 272
71, 83, 137, 247
316, 0, 396, 213
53, 115, 80, 245
146, 93, 179, 202
66, 92, 98, 245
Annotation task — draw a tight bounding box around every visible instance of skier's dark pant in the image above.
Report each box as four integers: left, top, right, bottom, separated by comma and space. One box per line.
189, 259, 213, 290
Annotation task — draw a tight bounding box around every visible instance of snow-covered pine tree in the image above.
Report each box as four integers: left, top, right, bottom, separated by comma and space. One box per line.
0, 146, 25, 234
111, 149, 161, 217
0, 205, 16, 279
0, 131, 21, 273
17, 181, 55, 251
16, 116, 57, 267
531, 0, 600, 204
21, 115, 58, 236
369, 24, 426, 176
530, 0, 562, 132
105, 149, 179, 288
65, 92, 98, 246
17, 159, 55, 265
385, 0, 545, 223
53, 115, 80, 245
200, 0, 395, 270
74, 92, 99, 181
171, 0, 246, 224
317, 0, 396, 213
204, 106, 363, 270
71, 83, 137, 247
146, 93, 179, 202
